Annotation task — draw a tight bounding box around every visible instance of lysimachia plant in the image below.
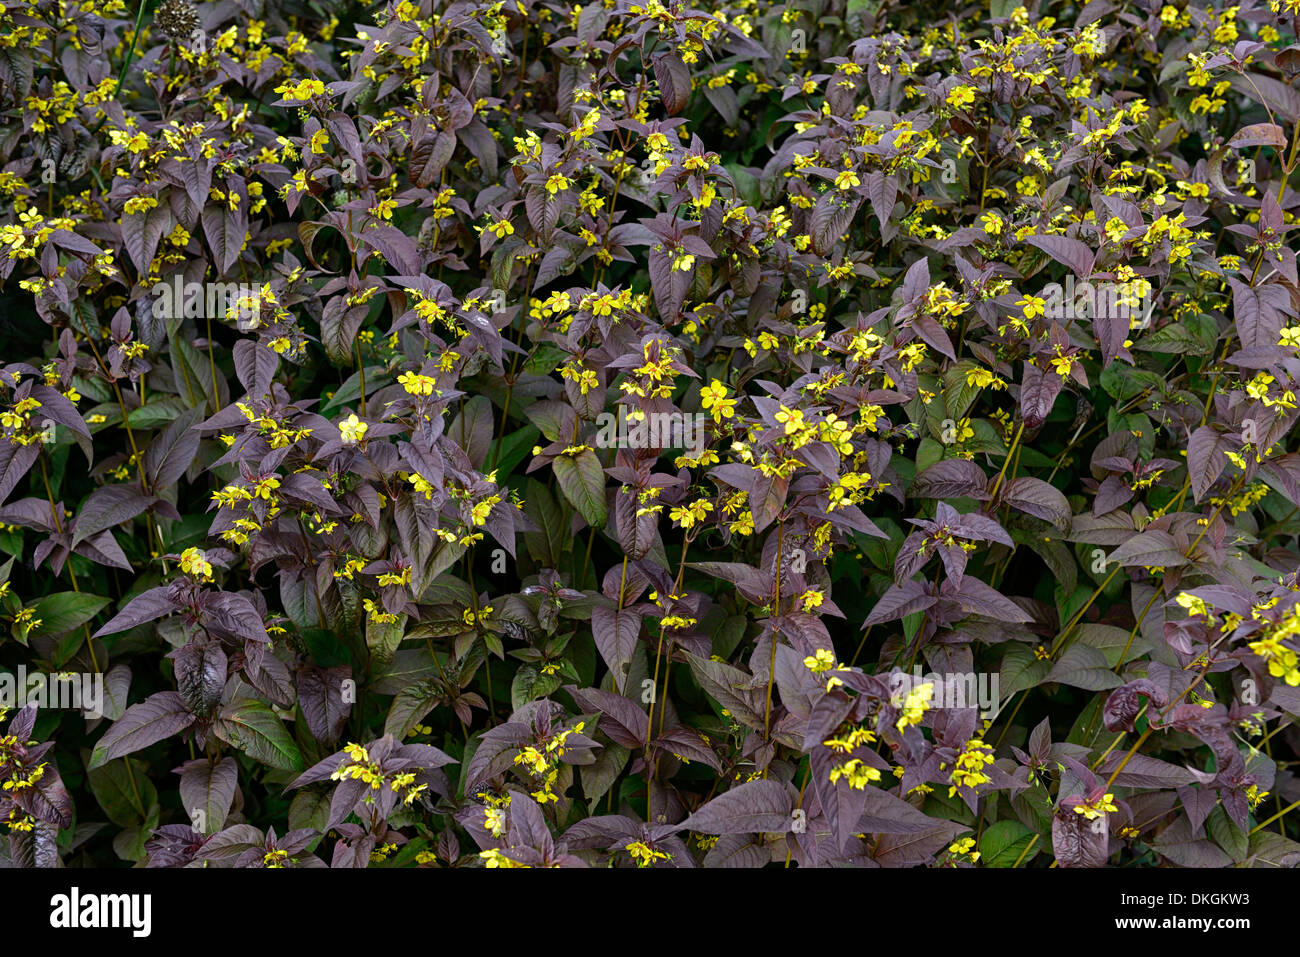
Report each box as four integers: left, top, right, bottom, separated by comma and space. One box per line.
1, 0, 1300, 869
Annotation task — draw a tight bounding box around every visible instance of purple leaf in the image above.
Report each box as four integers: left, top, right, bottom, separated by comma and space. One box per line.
177, 757, 238, 835
89, 692, 195, 769
1052, 803, 1110, 868
591, 607, 640, 694
679, 779, 793, 835
653, 52, 690, 115
71, 484, 155, 548
1000, 476, 1072, 528
93, 585, 180, 638
296, 665, 353, 745
141, 408, 204, 490
1024, 234, 1095, 276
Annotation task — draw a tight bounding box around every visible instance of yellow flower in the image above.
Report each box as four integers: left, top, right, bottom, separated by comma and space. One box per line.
947, 84, 976, 109
276, 77, 327, 101
398, 371, 436, 396
338, 413, 368, 445
669, 499, 713, 529
1016, 295, 1046, 319
1049, 350, 1075, 377
480, 848, 528, 868
1103, 217, 1129, 243
1175, 592, 1209, 619
823, 726, 876, 754
829, 758, 882, 789
774, 405, 804, 435
1248, 635, 1300, 686
624, 840, 671, 867
123, 196, 158, 215
947, 738, 995, 795
1246, 372, 1273, 401
895, 682, 934, 730
834, 168, 861, 190
179, 547, 213, 581
363, 598, 398, 624
378, 566, 411, 588
408, 472, 434, 499
699, 379, 737, 422
804, 648, 836, 673
1072, 792, 1119, 820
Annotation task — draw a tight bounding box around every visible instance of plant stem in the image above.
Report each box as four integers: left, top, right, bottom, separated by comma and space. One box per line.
987, 420, 1025, 503
1250, 798, 1300, 835
762, 520, 784, 752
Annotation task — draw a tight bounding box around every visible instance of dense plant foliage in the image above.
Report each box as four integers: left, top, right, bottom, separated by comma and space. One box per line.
3, 0, 1300, 869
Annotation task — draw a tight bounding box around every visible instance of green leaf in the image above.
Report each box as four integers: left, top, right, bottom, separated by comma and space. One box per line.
127, 396, 189, 429
999, 643, 1050, 697
86, 756, 157, 828
366, 613, 405, 666
1055, 582, 1094, 632
320, 367, 387, 418
1011, 787, 1053, 835
552, 449, 607, 528
1065, 695, 1107, 749
1246, 829, 1300, 867
523, 343, 567, 376
289, 789, 332, 836
1047, 644, 1124, 691
980, 819, 1038, 867
167, 315, 223, 411
1073, 623, 1149, 668
915, 437, 944, 474
1099, 363, 1165, 401
1207, 805, 1249, 863
384, 680, 439, 739
524, 478, 565, 568
944, 362, 982, 421
214, 699, 304, 771
858, 516, 903, 572
488, 424, 540, 479
511, 664, 561, 710
1137, 321, 1214, 355
966, 418, 1009, 455
26, 592, 110, 639
112, 804, 160, 863
582, 742, 629, 803
725, 163, 761, 207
